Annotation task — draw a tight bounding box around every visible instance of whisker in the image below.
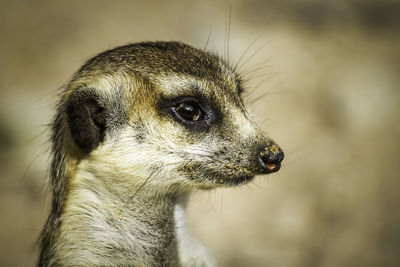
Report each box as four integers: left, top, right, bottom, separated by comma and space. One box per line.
236, 40, 272, 73
21, 151, 47, 183
227, 5, 232, 66
246, 71, 279, 93
241, 57, 272, 73
247, 81, 284, 105
282, 159, 299, 167
258, 118, 271, 129
233, 36, 261, 72
204, 24, 213, 51
282, 151, 303, 167
224, 19, 227, 62
241, 72, 279, 83
119, 161, 184, 218
119, 167, 160, 217
240, 64, 274, 78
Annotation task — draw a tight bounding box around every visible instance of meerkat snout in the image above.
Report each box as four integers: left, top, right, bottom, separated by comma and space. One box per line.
39, 41, 284, 266
259, 141, 285, 173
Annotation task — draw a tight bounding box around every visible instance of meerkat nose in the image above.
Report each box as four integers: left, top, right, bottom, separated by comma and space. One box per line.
259, 143, 284, 174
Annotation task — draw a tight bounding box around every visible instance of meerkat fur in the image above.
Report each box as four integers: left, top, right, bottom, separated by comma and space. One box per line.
38, 41, 284, 266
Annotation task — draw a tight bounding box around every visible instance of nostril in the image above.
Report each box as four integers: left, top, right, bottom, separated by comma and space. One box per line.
259, 147, 284, 174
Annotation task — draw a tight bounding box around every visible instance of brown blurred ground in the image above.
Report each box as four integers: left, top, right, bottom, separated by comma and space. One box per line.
0, 0, 399, 266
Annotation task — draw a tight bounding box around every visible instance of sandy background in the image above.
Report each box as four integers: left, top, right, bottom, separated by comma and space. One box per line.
0, 0, 399, 266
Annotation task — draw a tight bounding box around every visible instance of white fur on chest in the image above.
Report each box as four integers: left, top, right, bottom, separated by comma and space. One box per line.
174, 198, 215, 267
58, 163, 214, 266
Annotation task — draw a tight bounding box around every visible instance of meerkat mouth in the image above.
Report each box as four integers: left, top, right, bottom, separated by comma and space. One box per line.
201, 170, 256, 187
266, 163, 280, 172
223, 174, 255, 186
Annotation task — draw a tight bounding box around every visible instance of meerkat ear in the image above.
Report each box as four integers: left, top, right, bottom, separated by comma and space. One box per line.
66, 89, 107, 153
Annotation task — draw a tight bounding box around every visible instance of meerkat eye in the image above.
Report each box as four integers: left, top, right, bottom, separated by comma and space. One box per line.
175, 101, 205, 122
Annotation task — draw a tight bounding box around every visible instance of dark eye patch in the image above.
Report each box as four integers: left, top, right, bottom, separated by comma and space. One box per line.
158, 94, 221, 133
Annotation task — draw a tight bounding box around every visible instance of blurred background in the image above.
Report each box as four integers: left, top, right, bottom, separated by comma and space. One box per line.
0, 0, 399, 266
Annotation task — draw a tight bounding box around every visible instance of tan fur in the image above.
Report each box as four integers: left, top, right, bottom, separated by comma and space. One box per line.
38, 41, 283, 266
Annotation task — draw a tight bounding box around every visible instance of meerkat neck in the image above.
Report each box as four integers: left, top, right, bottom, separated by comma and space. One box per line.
46, 162, 188, 266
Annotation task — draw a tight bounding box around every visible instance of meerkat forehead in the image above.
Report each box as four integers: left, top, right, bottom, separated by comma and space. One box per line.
75, 41, 241, 96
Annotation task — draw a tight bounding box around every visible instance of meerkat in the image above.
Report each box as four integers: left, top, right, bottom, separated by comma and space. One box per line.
37, 41, 284, 267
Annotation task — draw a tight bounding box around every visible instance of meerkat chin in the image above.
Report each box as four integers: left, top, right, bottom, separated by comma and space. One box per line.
38, 41, 284, 267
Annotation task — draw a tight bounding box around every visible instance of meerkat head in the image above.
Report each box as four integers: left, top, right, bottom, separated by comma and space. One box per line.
59, 41, 283, 195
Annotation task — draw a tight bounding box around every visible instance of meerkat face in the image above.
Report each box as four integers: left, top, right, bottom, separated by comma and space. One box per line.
64, 42, 283, 193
